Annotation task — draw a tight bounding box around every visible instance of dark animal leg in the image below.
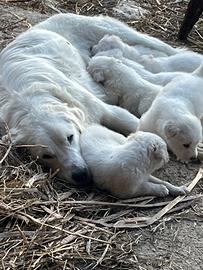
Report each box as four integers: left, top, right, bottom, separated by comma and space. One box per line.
178, 0, 203, 40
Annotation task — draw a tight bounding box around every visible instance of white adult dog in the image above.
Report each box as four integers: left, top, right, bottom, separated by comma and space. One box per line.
92, 34, 203, 73
81, 125, 188, 198
138, 65, 203, 162
0, 13, 189, 185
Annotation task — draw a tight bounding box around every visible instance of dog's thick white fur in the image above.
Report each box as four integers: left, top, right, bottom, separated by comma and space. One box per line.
88, 55, 161, 117
92, 34, 202, 73
138, 65, 203, 162
81, 125, 188, 198
0, 13, 193, 185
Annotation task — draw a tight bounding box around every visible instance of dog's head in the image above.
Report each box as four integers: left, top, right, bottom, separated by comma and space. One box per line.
2, 95, 92, 186
163, 115, 202, 162
128, 131, 169, 173
91, 34, 123, 56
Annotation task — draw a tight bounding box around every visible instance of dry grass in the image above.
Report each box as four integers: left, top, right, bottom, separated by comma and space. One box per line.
0, 1, 203, 269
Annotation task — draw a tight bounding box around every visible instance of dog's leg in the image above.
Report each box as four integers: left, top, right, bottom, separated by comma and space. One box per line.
148, 175, 188, 196
102, 104, 139, 136
134, 181, 170, 197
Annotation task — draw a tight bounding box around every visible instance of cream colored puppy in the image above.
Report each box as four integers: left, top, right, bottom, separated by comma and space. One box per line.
91, 34, 176, 59
92, 34, 202, 73
138, 65, 203, 162
81, 125, 188, 198
93, 45, 185, 87
88, 55, 161, 117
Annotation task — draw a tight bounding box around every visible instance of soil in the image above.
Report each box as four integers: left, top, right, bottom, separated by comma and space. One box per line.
0, 1, 202, 270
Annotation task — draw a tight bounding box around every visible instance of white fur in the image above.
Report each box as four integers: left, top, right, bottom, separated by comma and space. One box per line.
93, 37, 186, 86
81, 125, 188, 198
33, 13, 180, 61
88, 55, 161, 117
0, 15, 144, 184
138, 65, 203, 162
92, 34, 202, 74
91, 34, 179, 59
140, 51, 203, 73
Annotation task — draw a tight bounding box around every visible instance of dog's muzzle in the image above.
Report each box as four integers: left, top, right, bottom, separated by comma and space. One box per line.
72, 167, 92, 186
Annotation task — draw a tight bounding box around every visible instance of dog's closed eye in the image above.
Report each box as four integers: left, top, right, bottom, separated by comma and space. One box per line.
67, 134, 74, 144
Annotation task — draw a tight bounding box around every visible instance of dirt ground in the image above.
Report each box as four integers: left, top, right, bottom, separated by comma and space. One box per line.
0, 1, 203, 270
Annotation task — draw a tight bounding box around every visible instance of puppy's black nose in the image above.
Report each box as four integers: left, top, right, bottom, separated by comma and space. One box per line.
72, 168, 92, 186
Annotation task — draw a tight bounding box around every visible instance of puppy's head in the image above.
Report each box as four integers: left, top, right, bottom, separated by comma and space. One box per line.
163, 116, 202, 162
128, 131, 169, 173
3, 101, 92, 186
91, 34, 123, 56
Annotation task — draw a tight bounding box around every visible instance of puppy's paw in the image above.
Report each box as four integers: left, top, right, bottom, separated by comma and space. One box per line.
197, 144, 203, 160
177, 185, 189, 195
169, 185, 189, 196
157, 184, 169, 197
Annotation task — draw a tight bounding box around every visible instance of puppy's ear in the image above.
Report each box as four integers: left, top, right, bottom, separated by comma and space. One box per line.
164, 121, 179, 139
90, 69, 105, 83
1, 127, 23, 145
148, 143, 160, 159
192, 63, 203, 78
148, 143, 169, 163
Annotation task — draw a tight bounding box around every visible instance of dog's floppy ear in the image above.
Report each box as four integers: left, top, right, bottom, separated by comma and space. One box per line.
163, 121, 179, 139
1, 127, 23, 145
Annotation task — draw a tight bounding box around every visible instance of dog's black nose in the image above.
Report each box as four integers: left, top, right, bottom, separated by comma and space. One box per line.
72, 168, 92, 186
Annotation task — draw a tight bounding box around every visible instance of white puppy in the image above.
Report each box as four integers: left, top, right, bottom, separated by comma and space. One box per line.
81, 125, 188, 198
92, 34, 202, 73
91, 34, 178, 59
88, 55, 161, 117
138, 65, 203, 162
92, 35, 185, 86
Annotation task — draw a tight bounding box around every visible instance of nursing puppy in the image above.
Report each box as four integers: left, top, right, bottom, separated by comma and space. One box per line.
91, 34, 170, 59
81, 125, 188, 198
88, 55, 161, 117
92, 35, 185, 86
92, 34, 202, 73
138, 65, 203, 162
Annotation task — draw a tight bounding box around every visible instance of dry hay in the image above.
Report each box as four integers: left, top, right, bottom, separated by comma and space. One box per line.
0, 1, 203, 270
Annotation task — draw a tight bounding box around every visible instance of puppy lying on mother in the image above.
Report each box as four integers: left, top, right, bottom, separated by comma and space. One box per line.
0, 13, 187, 196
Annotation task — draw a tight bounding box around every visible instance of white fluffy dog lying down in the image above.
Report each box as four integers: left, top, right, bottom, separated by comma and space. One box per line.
138, 65, 203, 162
81, 125, 188, 198
88, 55, 161, 117
92, 34, 203, 73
